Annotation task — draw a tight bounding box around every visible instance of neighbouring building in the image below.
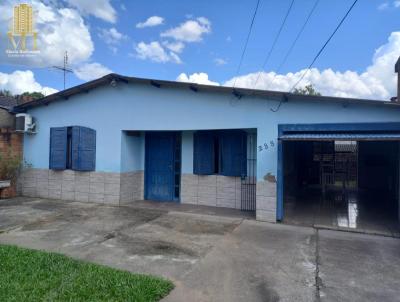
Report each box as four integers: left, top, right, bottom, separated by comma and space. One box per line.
12, 59, 400, 230
0, 96, 23, 198
0, 96, 18, 128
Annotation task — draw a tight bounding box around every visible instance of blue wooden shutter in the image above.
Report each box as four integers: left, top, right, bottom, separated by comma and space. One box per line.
71, 126, 96, 171
219, 130, 247, 177
193, 131, 215, 175
71, 126, 80, 170
49, 127, 67, 170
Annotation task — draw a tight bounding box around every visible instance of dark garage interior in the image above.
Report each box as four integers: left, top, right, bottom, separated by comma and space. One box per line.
283, 139, 400, 234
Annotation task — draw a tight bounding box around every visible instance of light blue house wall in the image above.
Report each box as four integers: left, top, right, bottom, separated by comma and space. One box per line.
181, 131, 194, 174
24, 82, 400, 180
120, 132, 144, 172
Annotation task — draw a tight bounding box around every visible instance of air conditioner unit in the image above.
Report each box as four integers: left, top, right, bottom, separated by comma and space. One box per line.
15, 113, 36, 133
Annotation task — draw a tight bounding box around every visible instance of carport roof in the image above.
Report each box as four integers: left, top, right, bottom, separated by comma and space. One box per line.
13, 73, 400, 111
280, 133, 400, 141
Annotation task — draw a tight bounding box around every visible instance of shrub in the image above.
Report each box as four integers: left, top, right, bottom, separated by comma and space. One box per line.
0, 151, 22, 181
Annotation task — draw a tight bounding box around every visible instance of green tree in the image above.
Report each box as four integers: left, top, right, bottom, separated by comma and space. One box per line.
293, 84, 321, 96
21, 91, 45, 100
0, 90, 45, 100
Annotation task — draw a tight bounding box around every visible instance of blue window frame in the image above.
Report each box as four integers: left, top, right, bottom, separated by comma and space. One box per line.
49, 126, 96, 171
193, 130, 247, 177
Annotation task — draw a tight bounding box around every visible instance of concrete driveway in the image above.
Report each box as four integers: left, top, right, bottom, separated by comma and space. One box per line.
1, 197, 400, 302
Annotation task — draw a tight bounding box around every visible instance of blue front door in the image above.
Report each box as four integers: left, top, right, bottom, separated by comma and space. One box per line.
145, 132, 176, 201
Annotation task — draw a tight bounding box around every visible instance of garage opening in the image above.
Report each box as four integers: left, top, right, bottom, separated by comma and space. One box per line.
282, 138, 400, 234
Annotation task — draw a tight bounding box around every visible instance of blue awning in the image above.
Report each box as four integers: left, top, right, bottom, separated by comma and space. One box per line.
280, 133, 400, 141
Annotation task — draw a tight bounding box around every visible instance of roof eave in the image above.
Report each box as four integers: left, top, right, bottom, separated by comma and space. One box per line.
14, 73, 399, 111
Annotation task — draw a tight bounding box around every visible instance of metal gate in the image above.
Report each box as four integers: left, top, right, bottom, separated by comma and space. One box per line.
313, 141, 358, 193
241, 132, 257, 211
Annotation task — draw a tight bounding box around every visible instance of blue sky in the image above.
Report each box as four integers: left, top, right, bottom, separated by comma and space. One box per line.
0, 0, 400, 100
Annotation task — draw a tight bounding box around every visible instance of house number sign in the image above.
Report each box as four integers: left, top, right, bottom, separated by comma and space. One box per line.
258, 140, 275, 152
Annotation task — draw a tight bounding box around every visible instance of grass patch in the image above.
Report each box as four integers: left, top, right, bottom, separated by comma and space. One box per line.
0, 245, 174, 302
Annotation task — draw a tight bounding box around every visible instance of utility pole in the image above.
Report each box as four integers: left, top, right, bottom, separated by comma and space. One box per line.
53, 51, 73, 90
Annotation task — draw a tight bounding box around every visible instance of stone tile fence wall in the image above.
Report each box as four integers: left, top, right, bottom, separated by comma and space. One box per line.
18, 169, 144, 205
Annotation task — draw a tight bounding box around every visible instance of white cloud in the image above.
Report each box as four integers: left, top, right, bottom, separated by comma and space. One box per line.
214, 58, 227, 66
66, 0, 117, 23
135, 41, 181, 64
160, 17, 211, 42
223, 31, 400, 100
73, 62, 112, 81
99, 27, 126, 43
0, 0, 94, 68
162, 41, 185, 53
0, 70, 57, 96
136, 16, 164, 28
169, 52, 182, 64
133, 17, 210, 65
378, 2, 389, 10
378, 1, 400, 10
177, 32, 400, 100
177, 72, 219, 86
98, 27, 127, 53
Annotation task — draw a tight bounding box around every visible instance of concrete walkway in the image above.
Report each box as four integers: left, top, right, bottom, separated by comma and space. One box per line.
164, 221, 316, 302
1, 197, 400, 301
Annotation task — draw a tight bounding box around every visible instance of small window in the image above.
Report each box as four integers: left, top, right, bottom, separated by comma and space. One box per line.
193, 130, 247, 177
49, 126, 96, 171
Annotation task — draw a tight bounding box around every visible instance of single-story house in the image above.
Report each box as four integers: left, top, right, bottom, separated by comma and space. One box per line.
13, 59, 400, 227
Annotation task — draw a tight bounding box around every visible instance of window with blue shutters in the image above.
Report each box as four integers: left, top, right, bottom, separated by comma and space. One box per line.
193, 130, 247, 177
49, 127, 68, 170
219, 130, 247, 177
193, 131, 215, 174
49, 126, 96, 171
71, 126, 96, 171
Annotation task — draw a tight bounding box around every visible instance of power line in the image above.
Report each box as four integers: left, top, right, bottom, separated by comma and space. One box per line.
269, 0, 320, 86
289, 0, 359, 92
269, 0, 359, 112
232, 0, 261, 88
252, 0, 296, 89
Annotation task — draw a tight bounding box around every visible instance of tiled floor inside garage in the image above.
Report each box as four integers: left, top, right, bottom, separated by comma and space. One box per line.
284, 189, 400, 237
